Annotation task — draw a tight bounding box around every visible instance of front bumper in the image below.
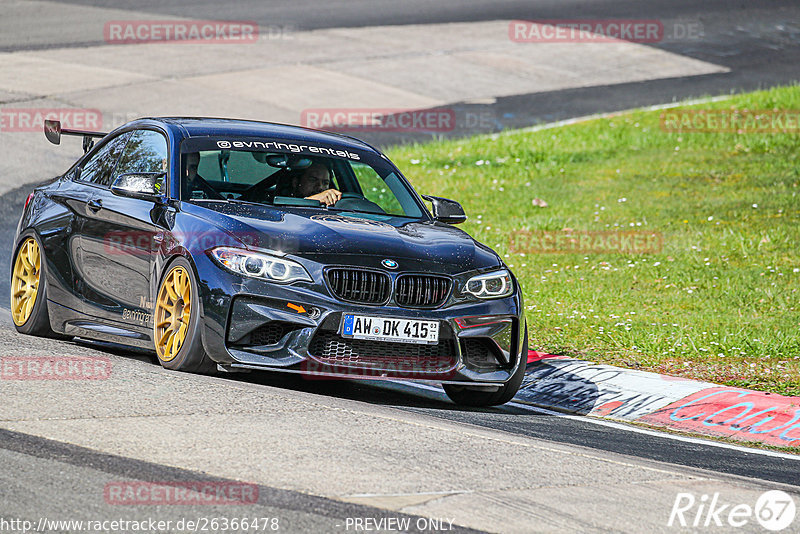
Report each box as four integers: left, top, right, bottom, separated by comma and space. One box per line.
194, 254, 525, 385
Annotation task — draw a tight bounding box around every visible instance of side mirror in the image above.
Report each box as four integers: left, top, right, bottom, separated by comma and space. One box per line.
110, 172, 166, 202
422, 195, 467, 224
44, 119, 61, 145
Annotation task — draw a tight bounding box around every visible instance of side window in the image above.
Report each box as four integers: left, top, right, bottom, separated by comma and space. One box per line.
76, 132, 131, 187
113, 130, 169, 178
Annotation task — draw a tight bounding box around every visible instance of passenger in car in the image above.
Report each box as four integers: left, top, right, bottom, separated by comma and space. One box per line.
183, 152, 218, 199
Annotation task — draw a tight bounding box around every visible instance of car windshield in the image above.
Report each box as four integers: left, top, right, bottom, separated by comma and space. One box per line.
179, 144, 424, 219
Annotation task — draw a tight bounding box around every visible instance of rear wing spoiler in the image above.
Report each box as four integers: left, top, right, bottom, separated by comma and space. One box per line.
44, 119, 107, 153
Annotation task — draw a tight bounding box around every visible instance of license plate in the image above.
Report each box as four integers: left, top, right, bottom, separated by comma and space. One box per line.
341, 315, 439, 345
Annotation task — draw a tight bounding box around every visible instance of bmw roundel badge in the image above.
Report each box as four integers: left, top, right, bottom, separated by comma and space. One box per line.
381, 259, 398, 269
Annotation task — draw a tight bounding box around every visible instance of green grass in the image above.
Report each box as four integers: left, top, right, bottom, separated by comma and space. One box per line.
387, 85, 800, 396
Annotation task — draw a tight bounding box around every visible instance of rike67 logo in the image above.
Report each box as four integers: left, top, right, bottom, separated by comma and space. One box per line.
669, 490, 796, 531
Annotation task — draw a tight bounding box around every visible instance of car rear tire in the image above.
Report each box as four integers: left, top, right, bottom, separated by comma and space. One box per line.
153, 257, 215, 373
11, 234, 63, 339
444, 325, 528, 407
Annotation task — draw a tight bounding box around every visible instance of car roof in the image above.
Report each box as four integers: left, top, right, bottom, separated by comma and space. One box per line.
145, 117, 378, 153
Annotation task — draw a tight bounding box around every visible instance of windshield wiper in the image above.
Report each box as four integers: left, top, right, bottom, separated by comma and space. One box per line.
222, 198, 270, 208
272, 196, 325, 208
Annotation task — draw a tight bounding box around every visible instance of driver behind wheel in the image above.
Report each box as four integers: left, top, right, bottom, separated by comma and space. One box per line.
292, 162, 341, 206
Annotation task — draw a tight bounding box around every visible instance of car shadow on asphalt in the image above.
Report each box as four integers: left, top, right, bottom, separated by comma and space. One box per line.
230, 368, 551, 416
73, 337, 561, 415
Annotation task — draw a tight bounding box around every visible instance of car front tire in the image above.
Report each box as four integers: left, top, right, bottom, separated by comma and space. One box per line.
153, 257, 215, 373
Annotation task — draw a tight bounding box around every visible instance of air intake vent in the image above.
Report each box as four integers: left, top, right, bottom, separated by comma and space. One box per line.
249, 322, 300, 346
309, 332, 456, 371
460, 338, 505, 370
395, 275, 451, 308
326, 268, 391, 305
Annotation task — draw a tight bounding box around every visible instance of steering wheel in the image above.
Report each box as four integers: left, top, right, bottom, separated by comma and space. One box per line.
238, 170, 288, 202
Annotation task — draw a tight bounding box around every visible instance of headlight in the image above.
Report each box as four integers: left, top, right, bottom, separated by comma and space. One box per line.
463, 269, 513, 299
209, 247, 311, 284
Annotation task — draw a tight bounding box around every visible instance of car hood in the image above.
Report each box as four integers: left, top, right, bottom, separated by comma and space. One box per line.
185, 201, 501, 274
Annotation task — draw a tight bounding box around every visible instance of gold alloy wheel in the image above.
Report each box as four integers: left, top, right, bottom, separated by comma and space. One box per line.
154, 266, 192, 362
11, 237, 41, 326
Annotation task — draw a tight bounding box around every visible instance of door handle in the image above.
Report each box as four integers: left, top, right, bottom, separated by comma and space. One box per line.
87, 199, 103, 212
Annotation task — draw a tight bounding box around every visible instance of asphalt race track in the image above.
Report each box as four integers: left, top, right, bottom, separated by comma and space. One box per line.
1, 1, 799, 532
0, 316, 798, 533
4, 0, 799, 136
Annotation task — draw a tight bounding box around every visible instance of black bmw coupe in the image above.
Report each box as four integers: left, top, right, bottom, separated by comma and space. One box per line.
12, 117, 527, 406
